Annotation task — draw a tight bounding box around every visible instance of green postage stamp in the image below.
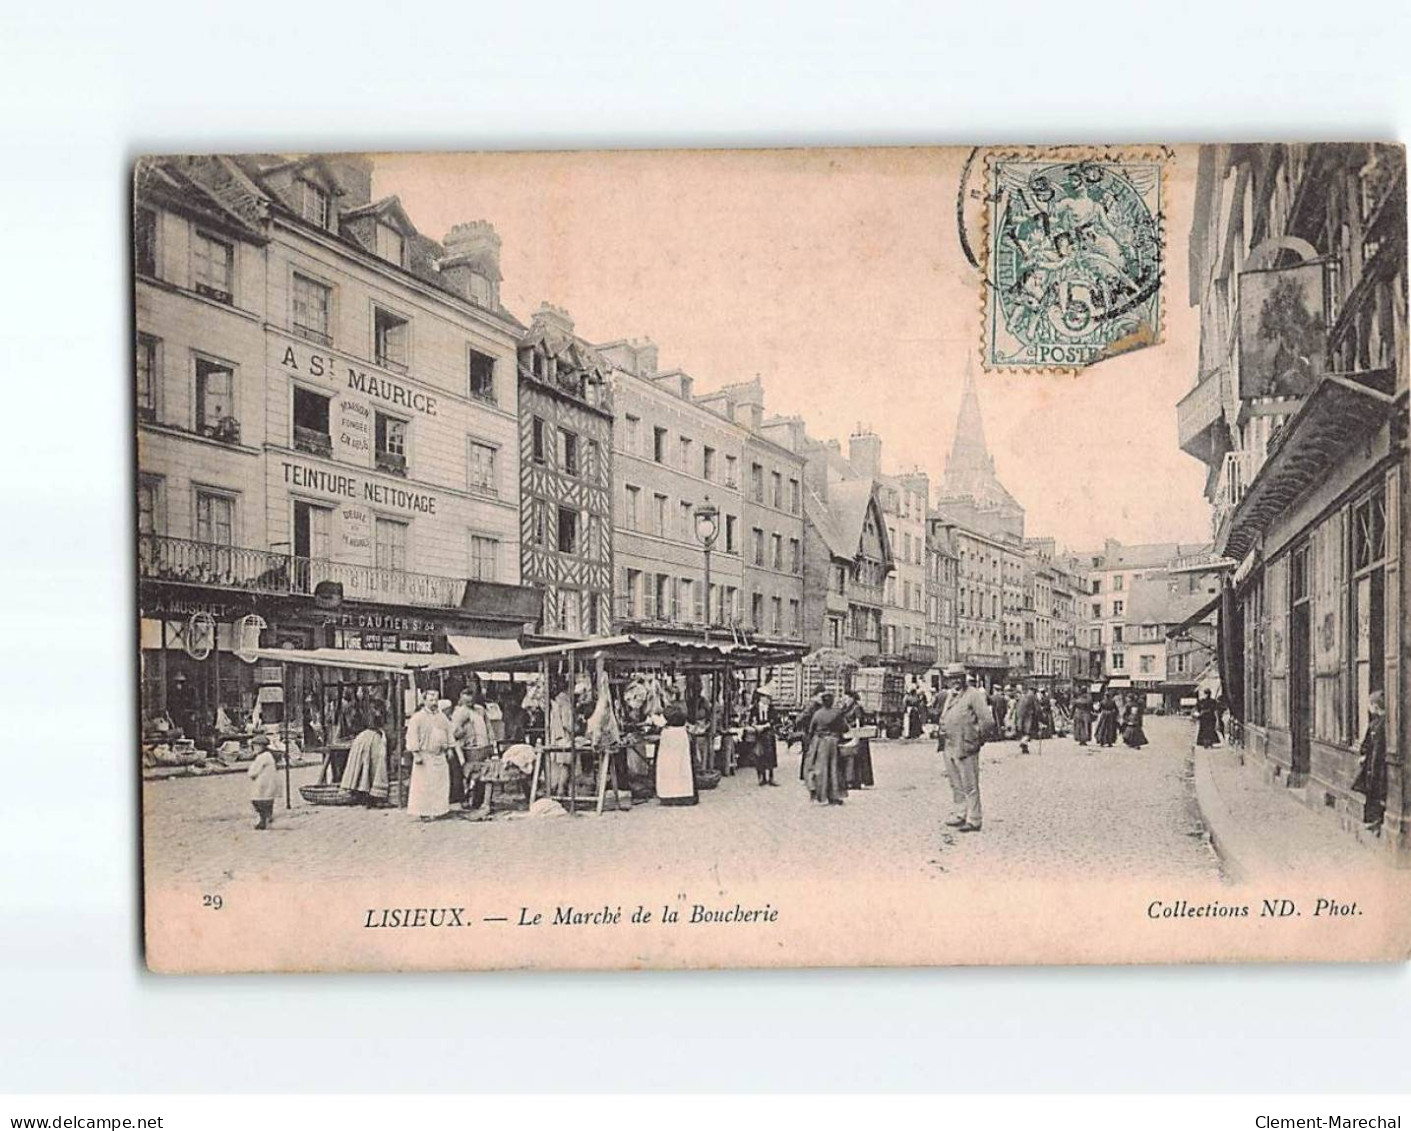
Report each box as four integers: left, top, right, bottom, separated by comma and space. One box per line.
983, 149, 1166, 371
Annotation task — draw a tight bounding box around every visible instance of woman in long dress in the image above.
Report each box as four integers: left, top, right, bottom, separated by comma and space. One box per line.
1352, 691, 1388, 833
841, 693, 874, 788
1094, 693, 1119, 747
655, 703, 698, 806
1072, 689, 1094, 747
340, 711, 390, 805
804, 693, 849, 805
1194, 690, 1220, 748
406, 690, 453, 820
751, 691, 779, 787
1121, 696, 1149, 749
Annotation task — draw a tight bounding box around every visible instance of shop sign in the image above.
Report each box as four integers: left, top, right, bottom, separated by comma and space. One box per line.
277, 337, 439, 417
338, 504, 373, 562
1238, 261, 1327, 399
282, 462, 438, 514
336, 397, 373, 465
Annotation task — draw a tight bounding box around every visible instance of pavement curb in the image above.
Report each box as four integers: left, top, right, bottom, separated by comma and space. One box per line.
1189, 744, 1249, 884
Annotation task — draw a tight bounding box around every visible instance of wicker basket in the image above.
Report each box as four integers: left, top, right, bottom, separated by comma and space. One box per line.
299, 784, 361, 806
694, 769, 722, 791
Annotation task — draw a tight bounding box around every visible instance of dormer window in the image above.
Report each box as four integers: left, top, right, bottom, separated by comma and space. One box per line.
375, 223, 404, 267
468, 272, 492, 306
299, 180, 330, 229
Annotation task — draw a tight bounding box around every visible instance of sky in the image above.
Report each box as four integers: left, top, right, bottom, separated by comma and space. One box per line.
374, 146, 1214, 552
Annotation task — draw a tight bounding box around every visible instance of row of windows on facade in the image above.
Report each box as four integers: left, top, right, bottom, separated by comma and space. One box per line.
620, 570, 802, 636
619, 483, 802, 569
136, 478, 503, 583
830, 559, 888, 596
878, 483, 929, 522
822, 606, 885, 648
529, 417, 604, 484
136, 208, 501, 399
882, 574, 926, 613
619, 414, 802, 512
884, 524, 926, 567
138, 337, 504, 494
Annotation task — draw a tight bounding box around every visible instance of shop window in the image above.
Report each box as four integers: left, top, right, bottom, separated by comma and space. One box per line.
469, 349, 496, 402
557, 507, 579, 555
468, 440, 498, 495
292, 273, 332, 345
135, 208, 158, 277
469, 535, 499, 582
292, 387, 332, 456
195, 357, 238, 442
375, 413, 408, 476
136, 333, 160, 421
374, 517, 408, 572
374, 307, 409, 371
192, 231, 234, 303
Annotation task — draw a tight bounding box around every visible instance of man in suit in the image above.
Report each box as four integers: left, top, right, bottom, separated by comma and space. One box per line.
940, 664, 991, 832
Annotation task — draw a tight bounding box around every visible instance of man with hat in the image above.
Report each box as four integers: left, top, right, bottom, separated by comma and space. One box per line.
939, 663, 990, 832
245, 734, 279, 830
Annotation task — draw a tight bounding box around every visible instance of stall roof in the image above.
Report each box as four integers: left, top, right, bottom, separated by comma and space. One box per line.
248, 646, 442, 674
446, 636, 525, 663
435, 634, 808, 673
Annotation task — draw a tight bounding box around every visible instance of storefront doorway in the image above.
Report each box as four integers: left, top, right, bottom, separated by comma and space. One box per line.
1289, 543, 1312, 784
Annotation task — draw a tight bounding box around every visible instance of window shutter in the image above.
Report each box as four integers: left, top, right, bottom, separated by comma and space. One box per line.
1384, 468, 1400, 762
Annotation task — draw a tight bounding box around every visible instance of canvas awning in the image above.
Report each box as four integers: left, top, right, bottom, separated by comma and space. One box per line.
446, 636, 525, 663
247, 646, 441, 674
1165, 592, 1221, 639
435, 634, 807, 674
1219, 376, 1396, 560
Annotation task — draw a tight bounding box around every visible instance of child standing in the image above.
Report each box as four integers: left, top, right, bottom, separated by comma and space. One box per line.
246, 734, 279, 829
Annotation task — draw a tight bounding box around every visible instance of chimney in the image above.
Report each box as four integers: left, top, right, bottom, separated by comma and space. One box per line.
849, 428, 882, 480
440, 221, 503, 305
326, 154, 374, 210
634, 338, 659, 376
532, 302, 575, 336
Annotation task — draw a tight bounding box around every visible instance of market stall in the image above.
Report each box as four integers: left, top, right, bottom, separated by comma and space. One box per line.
439, 634, 807, 815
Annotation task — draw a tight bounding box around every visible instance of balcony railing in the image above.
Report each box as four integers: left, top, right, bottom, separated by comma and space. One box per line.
1211, 449, 1257, 541
1176, 368, 1228, 458
139, 533, 468, 610
293, 425, 332, 457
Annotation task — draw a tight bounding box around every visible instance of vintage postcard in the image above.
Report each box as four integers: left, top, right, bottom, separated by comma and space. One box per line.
135, 144, 1410, 973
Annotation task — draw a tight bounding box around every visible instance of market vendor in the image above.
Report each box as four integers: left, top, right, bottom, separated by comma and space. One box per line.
452, 688, 495, 811
406, 689, 454, 820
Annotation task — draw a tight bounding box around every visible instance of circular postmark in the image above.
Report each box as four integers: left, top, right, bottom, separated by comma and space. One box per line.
978, 149, 1167, 371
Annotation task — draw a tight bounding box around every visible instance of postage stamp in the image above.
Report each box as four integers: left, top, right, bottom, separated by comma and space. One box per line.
981, 149, 1167, 371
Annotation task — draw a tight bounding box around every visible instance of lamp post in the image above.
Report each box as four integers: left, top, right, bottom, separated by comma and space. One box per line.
693, 496, 720, 644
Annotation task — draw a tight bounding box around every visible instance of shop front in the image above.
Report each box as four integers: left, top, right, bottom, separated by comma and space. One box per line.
138, 574, 541, 751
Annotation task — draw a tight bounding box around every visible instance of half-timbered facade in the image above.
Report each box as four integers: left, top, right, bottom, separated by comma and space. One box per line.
516, 305, 615, 637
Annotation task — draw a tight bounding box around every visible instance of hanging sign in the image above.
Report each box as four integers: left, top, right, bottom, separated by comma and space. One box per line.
184, 612, 215, 660
235, 614, 267, 664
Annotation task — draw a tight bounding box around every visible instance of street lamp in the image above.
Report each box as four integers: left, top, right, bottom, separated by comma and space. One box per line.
693, 496, 720, 643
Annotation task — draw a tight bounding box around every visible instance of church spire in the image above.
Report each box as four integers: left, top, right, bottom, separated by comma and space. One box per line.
945, 354, 994, 477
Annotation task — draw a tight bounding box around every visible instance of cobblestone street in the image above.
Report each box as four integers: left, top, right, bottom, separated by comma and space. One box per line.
144, 715, 1220, 888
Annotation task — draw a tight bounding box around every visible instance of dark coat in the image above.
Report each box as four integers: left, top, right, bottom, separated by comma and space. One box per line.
1352, 715, 1388, 804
